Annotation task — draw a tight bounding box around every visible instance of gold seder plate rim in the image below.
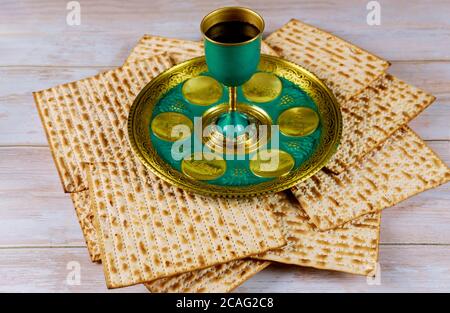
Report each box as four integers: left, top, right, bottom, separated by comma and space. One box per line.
128, 55, 342, 198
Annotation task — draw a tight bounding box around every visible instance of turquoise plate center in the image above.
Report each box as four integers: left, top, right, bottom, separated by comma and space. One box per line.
149, 71, 322, 186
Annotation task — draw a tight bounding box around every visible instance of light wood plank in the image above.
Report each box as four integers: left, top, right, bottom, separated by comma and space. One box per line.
1, 0, 450, 65
237, 246, 450, 292
0, 248, 147, 292
2, 62, 449, 98
1, 0, 449, 293
380, 187, 450, 244
389, 61, 450, 140
0, 67, 111, 145
0, 33, 137, 67
3, 31, 448, 66
0, 246, 448, 292
0, 145, 448, 247
3, 0, 449, 34
1, 61, 449, 145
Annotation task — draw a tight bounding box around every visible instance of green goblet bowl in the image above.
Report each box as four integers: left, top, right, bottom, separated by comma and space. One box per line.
204, 36, 261, 86
200, 7, 265, 86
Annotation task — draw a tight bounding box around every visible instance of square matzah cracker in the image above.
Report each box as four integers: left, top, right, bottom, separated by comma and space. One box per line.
71, 190, 270, 292
326, 74, 435, 174
34, 54, 174, 192
255, 192, 381, 276
87, 160, 284, 288
293, 127, 450, 231
265, 19, 390, 102
126, 35, 279, 64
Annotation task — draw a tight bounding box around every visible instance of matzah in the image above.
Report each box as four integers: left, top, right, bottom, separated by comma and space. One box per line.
34, 54, 174, 193
326, 74, 435, 173
87, 160, 283, 288
70, 190, 102, 262
146, 259, 270, 293
128, 33, 434, 178
255, 192, 381, 276
293, 127, 450, 231
265, 19, 390, 102
71, 189, 270, 292
126, 35, 279, 64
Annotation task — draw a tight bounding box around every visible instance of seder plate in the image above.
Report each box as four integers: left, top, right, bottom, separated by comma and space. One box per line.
128, 55, 342, 197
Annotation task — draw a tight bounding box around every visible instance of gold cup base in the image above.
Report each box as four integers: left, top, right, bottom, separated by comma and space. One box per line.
201, 104, 272, 155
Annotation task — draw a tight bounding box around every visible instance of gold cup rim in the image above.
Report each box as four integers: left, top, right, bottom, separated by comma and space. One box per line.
200, 7, 265, 47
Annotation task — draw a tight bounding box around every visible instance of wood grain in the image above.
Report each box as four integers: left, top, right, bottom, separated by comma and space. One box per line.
1, 0, 449, 292
1, 62, 449, 145
239, 245, 450, 292
0, 246, 449, 292
1, 0, 450, 65
0, 248, 147, 293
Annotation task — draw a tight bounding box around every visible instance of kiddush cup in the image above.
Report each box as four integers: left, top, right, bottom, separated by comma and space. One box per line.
200, 7, 265, 87
200, 7, 265, 139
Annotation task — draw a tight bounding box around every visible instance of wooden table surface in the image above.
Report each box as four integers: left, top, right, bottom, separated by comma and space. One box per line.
0, 0, 449, 292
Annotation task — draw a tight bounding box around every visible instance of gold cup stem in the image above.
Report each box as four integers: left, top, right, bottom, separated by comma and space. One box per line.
229, 86, 237, 112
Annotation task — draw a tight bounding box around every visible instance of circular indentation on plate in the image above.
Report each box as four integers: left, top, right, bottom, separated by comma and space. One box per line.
242, 72, 282, 103
182, 76, 223, 105
278, 107, 319, 137
250, 149, 295, 178
181, 152, 226, 180
201, 103, 272, 155
151, 112, 193, 142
